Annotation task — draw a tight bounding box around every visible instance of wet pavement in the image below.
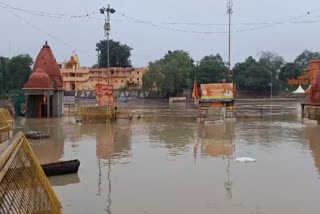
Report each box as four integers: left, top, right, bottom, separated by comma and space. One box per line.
14, 101, 320, 214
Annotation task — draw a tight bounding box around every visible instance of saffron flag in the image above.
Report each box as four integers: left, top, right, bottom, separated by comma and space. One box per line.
192, 79, 199, 99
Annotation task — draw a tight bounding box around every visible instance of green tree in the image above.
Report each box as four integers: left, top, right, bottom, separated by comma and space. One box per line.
143, 50, 194, 97
258, 51, 285, 72
278, 63, 301, 81
6, 54, 33, 92
194, 54, 229, 84
294, 50, 320, 69
234, 56, 280, 94
96, 40, 132, 68
142, 61, 163, 92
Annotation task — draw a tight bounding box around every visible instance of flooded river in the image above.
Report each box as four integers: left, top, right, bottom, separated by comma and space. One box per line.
14, 101, 320, 214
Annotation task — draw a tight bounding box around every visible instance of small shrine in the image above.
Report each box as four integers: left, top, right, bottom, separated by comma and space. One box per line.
193, 80, 236, 123
23, 41, 64, 118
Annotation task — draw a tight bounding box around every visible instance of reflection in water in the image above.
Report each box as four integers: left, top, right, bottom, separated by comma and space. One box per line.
195, 122, 236, 199
197, 122, 236, 159
106, 159, 112, 214
49, 174, 80, 187
15, 118, 65, 164
148, 117, 196, 155
12, 101, 320, 214
304, 125, 320, 174
224, 158, 232, 199
80, 121, 132, 214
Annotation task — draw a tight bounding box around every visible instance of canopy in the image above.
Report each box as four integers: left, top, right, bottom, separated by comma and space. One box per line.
292, 85, 305, 94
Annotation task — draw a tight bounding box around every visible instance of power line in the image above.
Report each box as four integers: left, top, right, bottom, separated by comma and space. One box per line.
1, 1, 319, 35
1, 1, 319, 28
0, 1, 98, 19
121, 10, 314, 35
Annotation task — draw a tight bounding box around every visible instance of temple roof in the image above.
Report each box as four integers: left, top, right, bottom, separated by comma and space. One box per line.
23, 68, 54, 90
24, 41, 63, 90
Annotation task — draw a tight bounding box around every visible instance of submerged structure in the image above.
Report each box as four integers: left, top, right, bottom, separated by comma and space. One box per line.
300, 60, 320, 123
193, 81, 236, 122
23, 41, 64, 118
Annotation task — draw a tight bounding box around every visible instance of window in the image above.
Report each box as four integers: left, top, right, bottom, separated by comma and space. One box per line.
137, 78, 139, 81
115, 80, 118, 83
137, 71, 140, 75
111, 71, 115, 75
121, 80, 123, 83
70, 73, 75, 77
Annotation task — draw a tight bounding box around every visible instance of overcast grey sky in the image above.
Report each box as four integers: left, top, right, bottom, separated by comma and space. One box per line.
1, 0, 320, 67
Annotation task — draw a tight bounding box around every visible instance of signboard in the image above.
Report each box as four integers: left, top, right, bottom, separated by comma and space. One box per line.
64, 96, 75, 105
200, 83, 234, 100
96, 84, 114, 106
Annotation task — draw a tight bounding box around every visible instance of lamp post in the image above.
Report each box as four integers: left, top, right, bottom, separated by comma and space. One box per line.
100, 5, 116, 85
96, 48, 100, 84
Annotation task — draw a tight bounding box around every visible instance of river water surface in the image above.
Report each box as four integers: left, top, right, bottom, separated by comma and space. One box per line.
14, 101, 320, 214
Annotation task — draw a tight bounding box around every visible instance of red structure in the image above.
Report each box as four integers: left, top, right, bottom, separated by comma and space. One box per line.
305, 60, 320, 104
300, 60, 320, 124
23, 41, 64, 118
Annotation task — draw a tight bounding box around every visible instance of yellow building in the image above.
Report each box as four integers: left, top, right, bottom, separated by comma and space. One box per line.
60, 55, 147, 91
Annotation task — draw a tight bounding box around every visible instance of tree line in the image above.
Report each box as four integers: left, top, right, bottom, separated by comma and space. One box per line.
1, 39, 320, 99
143, 49, 320, 97
0, 55, 33, 97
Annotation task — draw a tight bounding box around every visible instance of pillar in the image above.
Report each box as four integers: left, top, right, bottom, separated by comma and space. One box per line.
47, 92, 50, 118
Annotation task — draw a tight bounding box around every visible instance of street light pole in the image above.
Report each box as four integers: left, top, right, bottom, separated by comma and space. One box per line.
227, 0, 233, 76
101, 5, 116, 85
96, 48, 100, 84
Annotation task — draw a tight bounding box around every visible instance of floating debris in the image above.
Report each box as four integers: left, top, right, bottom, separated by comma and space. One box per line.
25, 131, 49, 139
234, 157, 256, 163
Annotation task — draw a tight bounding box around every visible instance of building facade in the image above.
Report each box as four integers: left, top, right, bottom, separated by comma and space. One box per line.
60, 56, 147, 91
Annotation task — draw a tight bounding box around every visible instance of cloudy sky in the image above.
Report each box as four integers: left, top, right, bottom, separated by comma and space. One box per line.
1, 0, 320, 67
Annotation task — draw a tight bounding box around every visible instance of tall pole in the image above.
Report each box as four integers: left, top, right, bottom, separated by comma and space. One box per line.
227, 0, 233, 75
96, 48, 100, 84
107, 5, 111, 71
101, 4, 115, 85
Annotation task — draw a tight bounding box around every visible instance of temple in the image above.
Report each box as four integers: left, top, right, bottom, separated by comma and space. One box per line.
23, 41, 64, 118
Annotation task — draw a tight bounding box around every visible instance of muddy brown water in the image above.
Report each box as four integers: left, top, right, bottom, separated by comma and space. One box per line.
14, 101, 320, 214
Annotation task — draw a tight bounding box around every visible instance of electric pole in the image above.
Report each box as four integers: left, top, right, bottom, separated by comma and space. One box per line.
227, 0, 233, 76
100, 5, 116, 85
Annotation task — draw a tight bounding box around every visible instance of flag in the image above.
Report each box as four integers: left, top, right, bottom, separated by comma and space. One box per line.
192, 79, 199, 99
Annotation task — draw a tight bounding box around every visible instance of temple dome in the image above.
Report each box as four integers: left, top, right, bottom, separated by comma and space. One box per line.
23, 68, 53, 90
25, 41, 63, 90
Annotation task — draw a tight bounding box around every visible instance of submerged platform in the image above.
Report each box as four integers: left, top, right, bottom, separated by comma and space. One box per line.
301, 103, 320, 124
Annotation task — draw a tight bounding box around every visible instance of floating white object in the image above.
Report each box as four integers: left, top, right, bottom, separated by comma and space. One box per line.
235, 157, 256, 163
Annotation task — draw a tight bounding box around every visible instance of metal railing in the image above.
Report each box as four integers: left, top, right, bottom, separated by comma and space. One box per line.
0, 132, 62, 213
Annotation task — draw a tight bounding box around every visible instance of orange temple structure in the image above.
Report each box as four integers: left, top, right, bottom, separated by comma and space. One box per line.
300, 60, 320, 123
23, 41, 64, 118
